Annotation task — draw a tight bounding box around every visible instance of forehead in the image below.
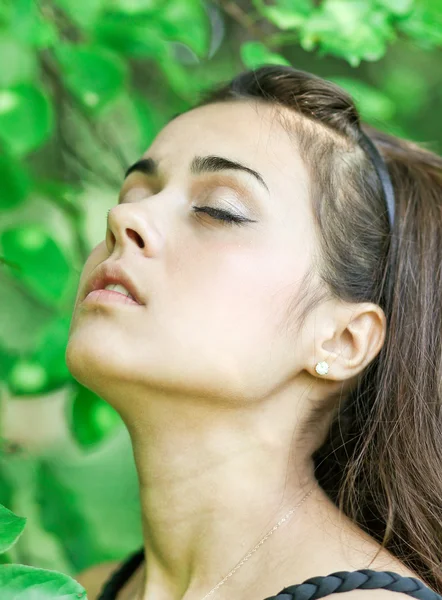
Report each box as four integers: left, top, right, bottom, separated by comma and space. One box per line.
141, 100, 309, 200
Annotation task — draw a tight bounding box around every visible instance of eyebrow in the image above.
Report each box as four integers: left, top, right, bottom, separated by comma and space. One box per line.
124, 155, 270, 194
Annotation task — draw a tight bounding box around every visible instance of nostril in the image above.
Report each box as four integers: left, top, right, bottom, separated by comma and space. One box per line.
126, 228, 145, 248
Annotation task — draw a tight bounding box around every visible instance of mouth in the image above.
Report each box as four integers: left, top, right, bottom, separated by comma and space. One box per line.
83, 288, 143, 306
83, 262, 145, 305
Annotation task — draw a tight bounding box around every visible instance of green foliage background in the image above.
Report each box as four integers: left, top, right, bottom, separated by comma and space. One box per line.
0, 0, 441, 594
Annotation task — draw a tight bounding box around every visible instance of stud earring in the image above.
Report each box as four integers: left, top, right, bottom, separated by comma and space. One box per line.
315, 361, 329, 376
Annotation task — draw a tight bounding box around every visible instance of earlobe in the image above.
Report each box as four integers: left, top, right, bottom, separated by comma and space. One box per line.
315, 361, 329, 376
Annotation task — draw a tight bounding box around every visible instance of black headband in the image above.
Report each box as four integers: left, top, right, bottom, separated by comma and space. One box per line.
358, 130, 396, 230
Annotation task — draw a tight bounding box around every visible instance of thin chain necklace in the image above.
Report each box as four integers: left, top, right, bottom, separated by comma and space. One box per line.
199, 483, 318, 600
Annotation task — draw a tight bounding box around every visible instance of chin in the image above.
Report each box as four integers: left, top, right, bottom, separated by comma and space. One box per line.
65, 327, 131, 391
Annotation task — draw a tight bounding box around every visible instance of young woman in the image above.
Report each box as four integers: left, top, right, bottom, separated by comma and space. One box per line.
68, 66, 442, 600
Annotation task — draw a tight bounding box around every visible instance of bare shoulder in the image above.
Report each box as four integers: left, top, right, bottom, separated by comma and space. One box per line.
75, 560, 121, 600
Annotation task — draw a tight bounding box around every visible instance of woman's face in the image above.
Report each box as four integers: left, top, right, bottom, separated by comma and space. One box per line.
66, 100, 318, 405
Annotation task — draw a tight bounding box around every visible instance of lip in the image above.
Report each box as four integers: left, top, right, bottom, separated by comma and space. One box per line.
83, 262, 144, 305
83, 288, 142, 306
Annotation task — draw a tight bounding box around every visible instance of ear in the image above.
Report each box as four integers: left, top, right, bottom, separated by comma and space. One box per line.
308, 301, 387, 382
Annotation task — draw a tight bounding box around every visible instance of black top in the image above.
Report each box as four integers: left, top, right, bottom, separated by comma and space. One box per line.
96, 547, 442, 600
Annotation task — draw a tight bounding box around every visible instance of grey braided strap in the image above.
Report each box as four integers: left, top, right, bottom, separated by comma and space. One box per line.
262, 570, 442, 600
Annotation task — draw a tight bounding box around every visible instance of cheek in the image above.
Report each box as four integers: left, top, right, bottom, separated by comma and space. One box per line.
171, 239, 301, 337
206, 243, 301, 323
156, 247, 299, 388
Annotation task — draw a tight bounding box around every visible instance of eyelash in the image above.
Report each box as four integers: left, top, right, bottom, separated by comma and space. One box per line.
114, 201, 249, 227
192, 206, 248, 226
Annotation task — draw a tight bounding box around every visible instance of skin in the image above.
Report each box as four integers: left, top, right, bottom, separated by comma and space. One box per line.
66, 100, 416, 600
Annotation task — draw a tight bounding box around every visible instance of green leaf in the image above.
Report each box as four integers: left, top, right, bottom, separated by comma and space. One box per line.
1, 224, 71, 308
0, 473, 14, 523
0, 504, 27, 554
154, 0, 210, 58
107, 0, 165, 13
0, 84, 53, 156
54, 44, 127, 112
0, 34, 37, 86
7, 359, 48, 395
7, 0, 58, 48
0, 343, 16, 382
379, 0, 414, 15
397, 0, 442, 48
94, 13, 169, 59
0, 552, 12, 564
0, 262, 57, 354
252, 0, 314, 30
69, 385, 121, 448
0, 154, 31, 210
33, 314, 73, 390
300, 0, 395, 65
241, 41, 291, 69
53, 0, 106, 28
0, 564, 87, 599
96, 1, 209, 58
7, 314, 73, 396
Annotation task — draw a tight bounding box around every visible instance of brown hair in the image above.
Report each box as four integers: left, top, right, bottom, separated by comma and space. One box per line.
188, 65, 442, 592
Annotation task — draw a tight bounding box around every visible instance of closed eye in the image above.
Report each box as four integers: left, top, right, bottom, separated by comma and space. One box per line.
192, 206, 252, 226
118, 184, 257, 227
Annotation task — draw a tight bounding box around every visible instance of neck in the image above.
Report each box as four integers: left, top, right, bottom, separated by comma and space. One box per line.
119, 384, 325, 600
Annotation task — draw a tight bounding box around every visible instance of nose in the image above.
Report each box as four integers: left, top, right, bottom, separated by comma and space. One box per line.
105, 204, 151, 255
